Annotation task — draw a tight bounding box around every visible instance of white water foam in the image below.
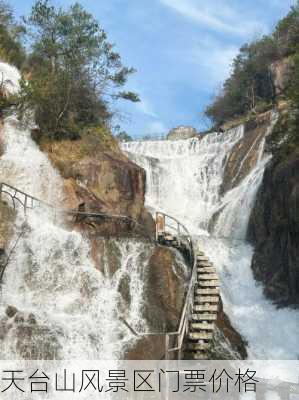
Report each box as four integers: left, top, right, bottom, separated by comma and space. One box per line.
0, 61, 21, 94
123, 121, 299, 359
0, 62, 152, 360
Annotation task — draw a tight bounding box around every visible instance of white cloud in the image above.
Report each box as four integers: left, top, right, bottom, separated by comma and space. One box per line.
189, 37, 239, 85
159, 0, 266, 37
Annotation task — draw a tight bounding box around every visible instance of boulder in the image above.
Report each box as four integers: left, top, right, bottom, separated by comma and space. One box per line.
167, 126, 198, 141
270, 57, 294, 97
125, 245, 189, 359
39, 134, 155, 238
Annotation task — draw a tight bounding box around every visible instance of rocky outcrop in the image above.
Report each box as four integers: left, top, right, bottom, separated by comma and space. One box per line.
143, 246, 188, 331
0, 119, 4, 156
167, 126, 198, 141
248, 154, 299, 305
0, 306, 61, 359
0, 199, 16, 270
210, 299, 248, 359
125, 245, 189, 359
221, 111, 273, 194
270, 57, 294, 97
39, 132, 155, 238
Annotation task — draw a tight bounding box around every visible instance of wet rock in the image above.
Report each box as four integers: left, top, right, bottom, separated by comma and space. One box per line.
0, 310, 61, 359
125, 335, 167, 360
39, 137, 155, 239
124, 245, 189, 360
221, 111, 272, 194
0, 120, 4, 156
212, 298, 248, 359
248, 155, 299, 306
143, 246, 188, 332
0, 200, 16, 251
5, 305, 18, 318
167, 126, 198, 140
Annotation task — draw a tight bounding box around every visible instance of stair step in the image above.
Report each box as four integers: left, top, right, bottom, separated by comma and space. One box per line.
198, 280, 219, 287
197, 261, 212, 267
194, 296, 219, 304
188, 332, 213, 340
193, 352, 209, 360
196, 288, 220, 295
186, 342, 210, 351
192, 313, 218, 321
164, 234, 175, 240
194, 304, 218, 312
198, 273, 218, 280
197, 267, 216, 273
191, 322, 215, 330
197, 255, 209, 262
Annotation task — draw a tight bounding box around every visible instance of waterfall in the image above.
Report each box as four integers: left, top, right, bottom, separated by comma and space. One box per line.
0, 62, 153, 360
0, 61, 20, 94
122, 122, 299, 360
123, 126, 244, 234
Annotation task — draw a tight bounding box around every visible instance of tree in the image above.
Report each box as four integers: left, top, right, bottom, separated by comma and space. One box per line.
19, 0, 139, 137
0, 1, 25, 68
274, 1, 299, 57
205, 35, 278, 125
115, 131, 133, 142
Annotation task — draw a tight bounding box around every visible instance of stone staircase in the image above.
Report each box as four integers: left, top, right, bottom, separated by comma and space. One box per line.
156, 214, 220, 360
185, 251, 220, 359
0, 184, 221, 361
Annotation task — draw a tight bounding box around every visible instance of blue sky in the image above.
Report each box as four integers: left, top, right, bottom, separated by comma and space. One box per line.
10, 0, 296, 137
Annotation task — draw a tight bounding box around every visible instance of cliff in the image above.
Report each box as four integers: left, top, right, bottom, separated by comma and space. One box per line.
248, 149, 299, 306
38, 128, 155, 238
221, 111, 273, 194
247, 57, 299, 306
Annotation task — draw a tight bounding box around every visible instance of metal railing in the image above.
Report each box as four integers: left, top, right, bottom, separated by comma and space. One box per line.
0, 182, 197, 359
153, 211, 197, 359
155, 211, 194, 264
0, 182, 153, 241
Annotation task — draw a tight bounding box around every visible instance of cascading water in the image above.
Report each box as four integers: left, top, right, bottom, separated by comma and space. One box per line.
0, 62, 152, 360
122, 123, 299, 360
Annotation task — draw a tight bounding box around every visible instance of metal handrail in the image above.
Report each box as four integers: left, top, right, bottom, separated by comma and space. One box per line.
0, 182, 154, 241
156, 211, 194, 264
0, 182, 197, 359
154, 211, 197, 359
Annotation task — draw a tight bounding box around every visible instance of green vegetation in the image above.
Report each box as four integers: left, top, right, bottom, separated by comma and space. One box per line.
205, 1, 299, 127
12, 0, 139, 140
0, 1, 25, 68
267, 53, 299, 159
115, 131, 133, 142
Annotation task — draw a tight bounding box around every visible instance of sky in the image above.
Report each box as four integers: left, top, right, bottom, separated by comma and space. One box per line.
9, 0, 296, 137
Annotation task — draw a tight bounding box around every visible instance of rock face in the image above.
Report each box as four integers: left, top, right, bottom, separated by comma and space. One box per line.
167, 126, 198, 141
125, 245, 189, 359
0, 306, 61, 359
143, 246, 188, 331
248, 154, 299, 305
210, 299, 248, 359
0, 199, 16, 271
221, 111, 272, 194
270, 57, 293, 97
0, 120, 4, 156
39, 133, 155, 238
